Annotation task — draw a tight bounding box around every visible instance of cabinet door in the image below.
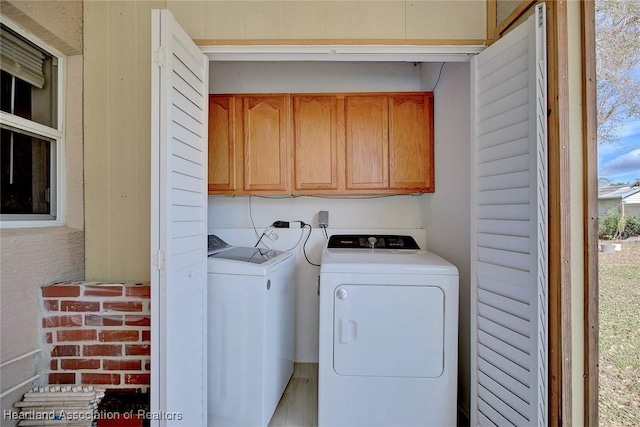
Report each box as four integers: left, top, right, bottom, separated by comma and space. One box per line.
345, 95, 389, 190
389, 93, 434, 191
242, 95, 289, 192
292, 95, 338, 191
208, 95, 236, 192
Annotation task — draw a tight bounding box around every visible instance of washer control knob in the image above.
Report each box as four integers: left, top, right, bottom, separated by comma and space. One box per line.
367, 236, 377, 248
336, 288, 348, 300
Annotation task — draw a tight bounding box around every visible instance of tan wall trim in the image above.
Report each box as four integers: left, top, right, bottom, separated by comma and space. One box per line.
194, 38, 488, 47
547, 1, 573, 426
581, 0, 599, 425
496, 1, 538, 37
486, 0, 497, 44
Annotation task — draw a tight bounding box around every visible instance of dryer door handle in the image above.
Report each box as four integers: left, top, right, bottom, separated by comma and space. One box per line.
338, 319, 357, 344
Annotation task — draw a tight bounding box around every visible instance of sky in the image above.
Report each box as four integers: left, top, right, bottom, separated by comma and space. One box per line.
598, 119, 640, 185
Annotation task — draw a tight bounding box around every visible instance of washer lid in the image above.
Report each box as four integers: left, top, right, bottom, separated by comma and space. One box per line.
209, 247, 283, 264
320, 249, 458, 276
208, 247, 294, 276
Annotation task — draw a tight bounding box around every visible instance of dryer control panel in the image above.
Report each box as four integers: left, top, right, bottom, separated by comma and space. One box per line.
327, 234, 420, 250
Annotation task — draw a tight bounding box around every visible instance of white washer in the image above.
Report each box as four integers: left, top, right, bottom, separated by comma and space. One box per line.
319, 235, 459, 427
207, 235, 295, 427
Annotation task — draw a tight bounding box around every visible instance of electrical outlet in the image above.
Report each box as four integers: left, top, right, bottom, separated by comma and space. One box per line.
319, 211, 329, 228
266, 226, 279, 241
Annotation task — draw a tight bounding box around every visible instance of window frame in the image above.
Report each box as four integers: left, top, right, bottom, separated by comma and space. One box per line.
0, 17, 66, 228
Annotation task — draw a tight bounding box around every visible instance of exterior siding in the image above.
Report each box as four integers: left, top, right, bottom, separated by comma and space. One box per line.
0, 3, 84, 421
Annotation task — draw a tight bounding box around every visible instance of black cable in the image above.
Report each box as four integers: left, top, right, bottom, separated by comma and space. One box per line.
302, 224, 321, 267
321, 226, 328, 239
433, 62, 446, 91
254, 231, 267, 248
248, 195, 261, 240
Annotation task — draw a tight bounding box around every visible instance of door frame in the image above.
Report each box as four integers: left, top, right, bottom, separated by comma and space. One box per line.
580, 2, 598, 426
495, 1, 599, 426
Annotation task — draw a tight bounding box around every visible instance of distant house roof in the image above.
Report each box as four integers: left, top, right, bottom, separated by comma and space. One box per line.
598, 186, 640, 200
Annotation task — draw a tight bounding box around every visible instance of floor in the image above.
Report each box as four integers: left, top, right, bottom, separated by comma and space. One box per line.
269, 363, 318, 427
268, 363, 469, 427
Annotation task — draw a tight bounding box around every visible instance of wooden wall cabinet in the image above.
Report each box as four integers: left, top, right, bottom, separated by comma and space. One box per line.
208, 95, 236, 192
345, 95, 390, 190
208, 92, 434, 195
389, 93, 434, 191
242, 95, 289, 193
343, 93, 434, 193
292, 95, 339, 191
208, 94, 289, 194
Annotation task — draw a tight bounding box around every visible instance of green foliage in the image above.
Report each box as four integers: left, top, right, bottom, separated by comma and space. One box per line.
626, 214, 640, 236
600, 209, 622, 239
599, 208, 640, 239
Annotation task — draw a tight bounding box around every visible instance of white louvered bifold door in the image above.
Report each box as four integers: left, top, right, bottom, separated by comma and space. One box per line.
470, 4, 547, 427
151, 9, 209, 426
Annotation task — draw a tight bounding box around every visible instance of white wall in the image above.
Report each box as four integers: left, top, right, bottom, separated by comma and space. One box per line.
210, 61, 425, 93
423, 62, 471, 415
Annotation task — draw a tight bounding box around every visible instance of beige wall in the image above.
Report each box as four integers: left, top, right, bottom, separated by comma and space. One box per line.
83, 0, 162, 282
83, 0, 487, 282
496, 0, 522, 28
170, 0, 486, 41
0, 1, 84, 420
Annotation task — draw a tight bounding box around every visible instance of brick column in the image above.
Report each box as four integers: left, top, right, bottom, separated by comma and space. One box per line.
41, 282, 151, 390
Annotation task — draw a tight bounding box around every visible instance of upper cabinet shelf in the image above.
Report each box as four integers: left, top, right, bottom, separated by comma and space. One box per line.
208, 91, 434, 195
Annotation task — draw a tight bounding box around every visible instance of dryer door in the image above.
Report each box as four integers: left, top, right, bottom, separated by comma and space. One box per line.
333, 284, 444, 378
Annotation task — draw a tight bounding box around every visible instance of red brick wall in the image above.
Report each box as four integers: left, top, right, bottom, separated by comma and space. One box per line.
41, 282, 150, 390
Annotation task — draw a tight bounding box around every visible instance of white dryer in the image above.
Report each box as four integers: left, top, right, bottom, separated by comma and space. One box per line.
207, 235, 295, 427
318, 235, 459, 427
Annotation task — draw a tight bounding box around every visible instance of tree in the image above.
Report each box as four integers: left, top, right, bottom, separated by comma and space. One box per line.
596, 0, 640, 144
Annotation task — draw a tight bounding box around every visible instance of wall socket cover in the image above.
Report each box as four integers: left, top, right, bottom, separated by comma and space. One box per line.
319, 211, 329, 227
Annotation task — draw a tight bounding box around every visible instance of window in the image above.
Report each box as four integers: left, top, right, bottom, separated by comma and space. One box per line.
0, 22, 64, 225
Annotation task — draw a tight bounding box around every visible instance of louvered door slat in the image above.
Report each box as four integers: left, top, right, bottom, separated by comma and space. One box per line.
477, 104, 529, 137
478, 343, 530, 386
478, 302, 530, 337
478, 204, 530, 221
476, 219, 529, 237
478, 138, 529, 163
477, 366, 530, 417
477, 264, 530, 286
477, 273, 531, 301
478, 288, 529, 321
478, 316, 530, 356
478, 170, 530, 191
478, 375, 530, 426
478, 389, 517, 427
